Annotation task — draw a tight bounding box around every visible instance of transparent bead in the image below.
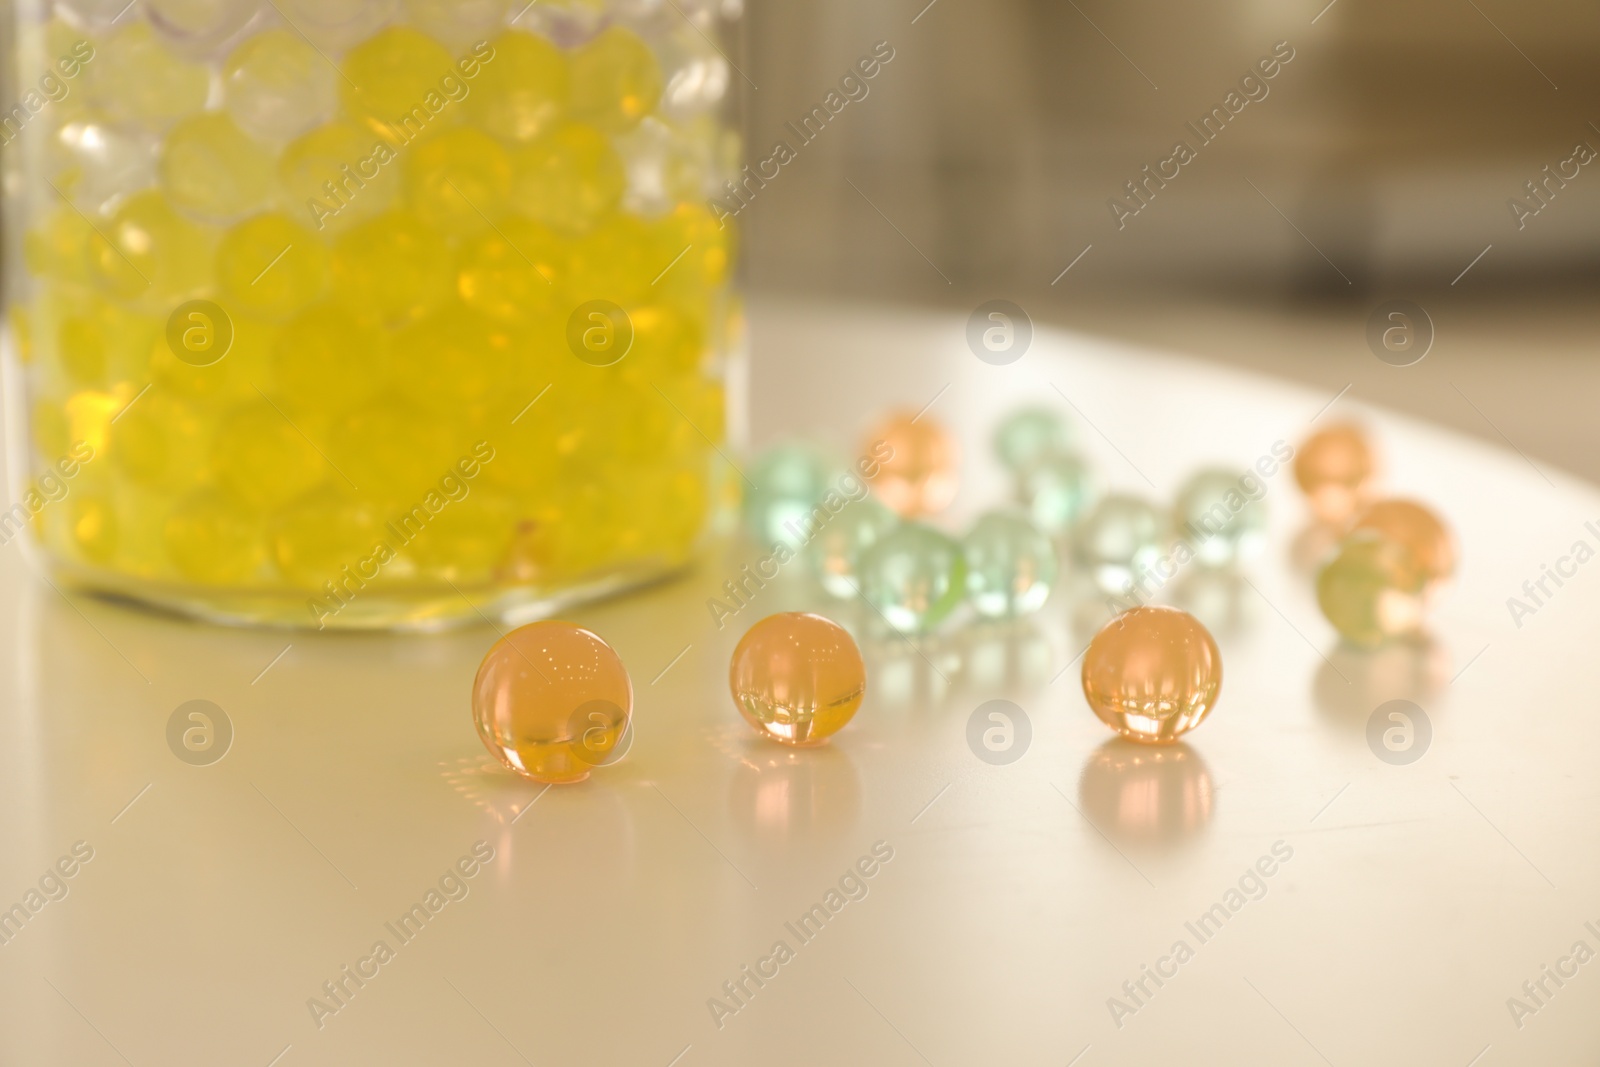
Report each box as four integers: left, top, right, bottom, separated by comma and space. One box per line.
517, 0, 607, 48
1172, 467, 1267, 568
1082, 606, 1221, 743
1294, 422, 1377, 525
729, 612, 865, 746
655, 22, 730, 120
994, 407, 1070, 472
1316, 533, 1428, 647
47, 112, 160, 216
223, 28, 337, 143
402, 0, 508, 50
963, 510, 1057, 618
1075, 494, 1163, 595
867, 411, 959, 517
615, 116, 707, 217
743, 443, 833, 549
273, 0, 397, 51
87, 22, 210, 127
53, 0, 139, 29
1349, 499, 1455, 586
145, 0, 260, 54
808, 496, 897, 598
472, 621, 634, 783
160, 112, 275, 221
1019, 450, 1091, 534
859, 522, 966, 634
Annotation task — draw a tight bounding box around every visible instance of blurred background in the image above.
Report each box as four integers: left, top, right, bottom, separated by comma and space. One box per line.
738, 0, 1600, 481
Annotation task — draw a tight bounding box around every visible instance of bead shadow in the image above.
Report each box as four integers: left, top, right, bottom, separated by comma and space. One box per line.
725, 737, 862, 852
1312, 634, 1449, 740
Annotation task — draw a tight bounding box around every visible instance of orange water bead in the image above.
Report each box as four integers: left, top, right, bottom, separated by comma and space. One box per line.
867, 411, 959, 517
729, 612, 865, 746
1082, 607, 1222, 744
472, 621, 633, 784
1294, 422, 1377, 525
1350, 498, 1455, 584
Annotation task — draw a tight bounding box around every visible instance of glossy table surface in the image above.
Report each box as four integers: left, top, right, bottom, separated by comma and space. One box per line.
1, 297, 1595, 1066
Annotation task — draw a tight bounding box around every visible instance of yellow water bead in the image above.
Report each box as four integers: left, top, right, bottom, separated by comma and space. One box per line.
564, 214, 658, 305
108, 392, 212, 492
279, 121, 402, 233
326, 398, 455, 501
331, 212, 453, 326
89, 190, 216, 301
24, 208, 99, 286
87, 22, 209, 127
389, 303, 532, 413
216, 213, 330, 321
627, 304, 706, 375
652, 200, 734, 295
341, 27, 460, 138
66, 490, 119, 565
406, 490, 518, 582
211, 401, 330, 510
63, 389, 129, 458
271, 486, 387, 589
164, 490, 264, 584
465, 31, 570, 142
510, 123, 624, 233
42, 292, 161, 388
404, 127, 512, 234
456, 216, 564, 321
273, 303, 387, 409
570, 26, 662, 134
160, 112, 276, 221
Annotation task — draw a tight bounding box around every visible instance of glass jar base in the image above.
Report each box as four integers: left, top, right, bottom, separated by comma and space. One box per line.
39, 554, 692, 632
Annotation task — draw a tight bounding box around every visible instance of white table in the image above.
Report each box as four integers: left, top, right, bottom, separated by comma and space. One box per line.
0, 298, 1592, 1066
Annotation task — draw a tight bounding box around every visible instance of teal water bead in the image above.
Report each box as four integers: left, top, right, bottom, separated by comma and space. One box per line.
995, 407, 1072, 471
964, 511, 1058, 618
809, 496, 899, 598
1173, 467, 1267, 567
744, 444, 834, 549
1020, 451, 1093, 534
1076, 494, 1165, 594
859, 522, 967, 633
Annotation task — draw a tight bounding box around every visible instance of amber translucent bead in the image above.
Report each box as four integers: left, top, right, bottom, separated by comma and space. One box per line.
1294, 423, 1377, 525
1081, 607, 1222, 743
1350, 498, 1455, 584
729, 612, 865, 746
472, 621, 633, 784
867, 411, 959, 517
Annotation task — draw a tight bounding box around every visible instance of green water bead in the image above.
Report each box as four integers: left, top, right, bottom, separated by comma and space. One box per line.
1075, 494, 1164, 595
1020, 451, 1092, 534
995, 408, 1071, 471
859, 522, 967, 634
1316, 533, 1428, 647
808, 496, 898, 598
743, 444, 834, 549
964, 510, 1058, 618
1173, 467, 1267, 568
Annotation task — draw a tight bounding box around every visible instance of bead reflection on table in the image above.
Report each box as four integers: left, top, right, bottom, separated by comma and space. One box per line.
1313, 634, 1450, 735
950, 617, 1055, 695
1078, 739, 1214, 846
725, 739, 862, 847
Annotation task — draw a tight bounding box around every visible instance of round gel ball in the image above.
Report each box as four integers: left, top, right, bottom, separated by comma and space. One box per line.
729, 612, 865, 746
1173, 467, 1267, 568
858, 522, 967, 633
963, 510, 1057, 618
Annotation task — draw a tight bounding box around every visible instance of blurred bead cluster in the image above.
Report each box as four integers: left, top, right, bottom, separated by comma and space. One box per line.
9, 0, 739, 618
740, 404, 1275, 641
1294, 422, 1456, 646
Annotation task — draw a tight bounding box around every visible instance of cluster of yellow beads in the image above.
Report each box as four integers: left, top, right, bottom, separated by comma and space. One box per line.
15, 7, 734, 618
